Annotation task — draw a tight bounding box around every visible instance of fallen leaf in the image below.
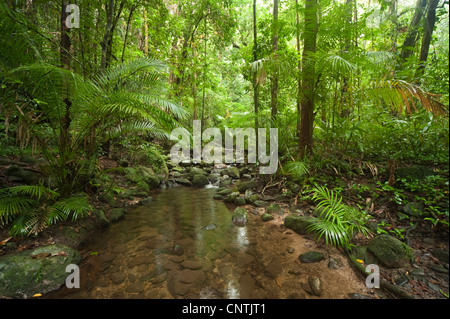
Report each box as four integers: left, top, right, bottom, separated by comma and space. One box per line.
276, 278, 282, 287
0, 237, 12, 246
32, 293, 42, 298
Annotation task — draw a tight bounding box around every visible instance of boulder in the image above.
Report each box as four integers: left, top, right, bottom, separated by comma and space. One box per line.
232, 207, 248, 227
4, 165, 39, 184
367, 234, 414, 268
110, 208, 127, 223
187, 167, 208, 180
94, 209, 110, 228
0, 244, 82, 298
233, 196, 246, 206
284, 215, 315, 235
402, 202, 424, 217
237, 180, 259, 193
192, 174, 209, 187
261, 213, 274, 222
299, 251, 325, 263
225, 166, 240, 179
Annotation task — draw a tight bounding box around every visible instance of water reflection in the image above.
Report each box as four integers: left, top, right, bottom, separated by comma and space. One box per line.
49, 186, 254, 299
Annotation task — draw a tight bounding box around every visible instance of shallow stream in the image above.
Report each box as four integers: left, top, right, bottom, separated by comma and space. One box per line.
48, 186, 370, 299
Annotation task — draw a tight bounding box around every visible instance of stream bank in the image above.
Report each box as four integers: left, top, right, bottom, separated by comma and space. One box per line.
1, 155, 448, 299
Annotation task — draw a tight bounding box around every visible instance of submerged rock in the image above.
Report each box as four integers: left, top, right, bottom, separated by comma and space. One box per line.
308, 276, 323, 296
202, 224, 217, 231
299, 251, 325, 263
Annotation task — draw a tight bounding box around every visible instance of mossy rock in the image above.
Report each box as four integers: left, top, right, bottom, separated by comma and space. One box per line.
237, 180, 259, 193
367, 234, 414, 268
192, 174, 209, 187
216, 188, 233, 196
233, 196, 246, 205
4, 165, 39, 184
94, 210, 110, 228
225, 167, 240, 179
262, 213, 274, 222
0, 244, 82, 298
110, 208, 127, 223
224, 192, 240, 203
284, 215, 315, 235
232, 207, 248, 226
187, 167, 208, 180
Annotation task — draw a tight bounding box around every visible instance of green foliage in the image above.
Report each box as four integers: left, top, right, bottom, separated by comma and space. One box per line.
0, 185, 90, 237
307, 185, 372, 248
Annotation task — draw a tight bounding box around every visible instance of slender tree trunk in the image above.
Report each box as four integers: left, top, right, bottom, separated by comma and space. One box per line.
296, 0, 301, 138
201, 16, 207, 128
144, 7, 149, 55
417, 0, 440, 76
299, 0, 318, 158
101, 0, 114, 70
122, 5, 137, 62
60, 0, 73, 196
400, 0, 427, 61
253, 0, 259, 134
270, 0, 279, 124
60, 0, 71, 70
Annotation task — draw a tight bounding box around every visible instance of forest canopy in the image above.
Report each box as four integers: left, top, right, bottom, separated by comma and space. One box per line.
0, 0, 448, 238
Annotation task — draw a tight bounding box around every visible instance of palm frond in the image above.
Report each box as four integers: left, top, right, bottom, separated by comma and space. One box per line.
283, 160, 309, 180
48, 193, 91, 223
4, 185, 59, 200
364, 79, 448, 116
0, 196, 36, 224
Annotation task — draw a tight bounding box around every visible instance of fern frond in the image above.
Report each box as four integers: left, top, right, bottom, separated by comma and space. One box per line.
283, 161, 309, 180
5, 185, 59, 200
48, 193, 91, 223
0, 196, 36, 224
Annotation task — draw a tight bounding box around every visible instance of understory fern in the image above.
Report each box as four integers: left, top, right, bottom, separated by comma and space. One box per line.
307, 185, 372, 248
0, 185, 90, 237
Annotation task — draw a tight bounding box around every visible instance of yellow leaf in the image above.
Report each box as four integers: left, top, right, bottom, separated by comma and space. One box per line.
356, 259, 364, 264
33, 293, 42, 298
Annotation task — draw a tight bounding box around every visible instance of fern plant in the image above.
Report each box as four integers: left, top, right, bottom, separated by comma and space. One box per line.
307, 185, 372, 248
283, 160, 309, 181
0, 185, 90, 237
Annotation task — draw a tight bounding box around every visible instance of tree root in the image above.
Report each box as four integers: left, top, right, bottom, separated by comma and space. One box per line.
345, 249, 416, 299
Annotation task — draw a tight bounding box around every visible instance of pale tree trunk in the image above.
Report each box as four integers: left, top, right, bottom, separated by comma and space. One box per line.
299, 0, 318, 158
253, 0, 259, 134
270, 0, 279, 124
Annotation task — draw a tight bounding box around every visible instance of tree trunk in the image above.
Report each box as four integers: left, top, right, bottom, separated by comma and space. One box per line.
270, 0, 279, 124
417, 0, 440, 75
60, 0, 71, 70
400, 0, 427, 61
253, 0, 259, 133
299, 0, 318, 158
101, 0, 114, 70
296, 0, 301, 138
